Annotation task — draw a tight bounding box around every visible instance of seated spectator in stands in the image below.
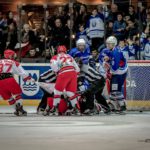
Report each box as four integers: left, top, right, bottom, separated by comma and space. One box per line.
50, 18, 66, 49
134, 37, 144, 60
6, 22, 18, 50
106, 21, 114, 38
144, 35, 150, 60
76, 24, 90, 46
127, 36, 138, 60
118, 39, 129, 60
89, 49, 99, 71
25, 46, 39, 59
127, 5, 137, 21
107, 3, 119, 21
125, 19, 138, 38
42, 48, 52, 63
15, 24, 37, 57
7, 11, 16, 26
86, 8, 104, 49
113, 13, 126, 40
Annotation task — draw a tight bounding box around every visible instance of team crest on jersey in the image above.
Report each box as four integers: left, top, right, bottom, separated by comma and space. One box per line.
20, 70, 39, 96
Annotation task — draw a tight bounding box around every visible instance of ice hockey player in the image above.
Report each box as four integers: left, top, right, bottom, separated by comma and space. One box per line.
48, 45, 80, 115
102, 36, 128, 114
68, 38, 91, 64
0, 49, 34, 116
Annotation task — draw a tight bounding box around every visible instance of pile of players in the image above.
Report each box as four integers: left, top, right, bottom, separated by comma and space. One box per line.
0, 36, 128, 116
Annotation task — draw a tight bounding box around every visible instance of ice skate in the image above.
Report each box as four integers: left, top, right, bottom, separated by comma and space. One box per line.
14, 104, 27, 116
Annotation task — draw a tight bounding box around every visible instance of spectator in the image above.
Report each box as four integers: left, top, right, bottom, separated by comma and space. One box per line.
106, 21, 114, 38
127, 36, 138, 60
86, 8, 104, 49
127, 5, 137, 21
7, 11, 16, 26
125, 19, 138, 38
64, 19, 75, 49
42, 48, 52, 63
15, 24, 37, 57
6, 22, 18, 50
20, 10, 28, 29
107, 4, 119, 21
144, 35, 150, 60
89, 49, 99, 71
0, 11, 7, 56
76, 4, 89, 27
76, 24, 90, 46
113, 13, 126, 40
118, 39, 129, 60
37, 22, 47, 53
50, 18, 66, 48
25, 46, 39, 58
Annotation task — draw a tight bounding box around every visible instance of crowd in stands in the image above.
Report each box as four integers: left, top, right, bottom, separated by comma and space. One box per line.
0, 2, 150, 62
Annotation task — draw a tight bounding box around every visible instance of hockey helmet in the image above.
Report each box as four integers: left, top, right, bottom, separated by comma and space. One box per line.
76, 38, 86, 46
57, 45, 67, 53
106, 36, 118, 46
4, 49, 16, 59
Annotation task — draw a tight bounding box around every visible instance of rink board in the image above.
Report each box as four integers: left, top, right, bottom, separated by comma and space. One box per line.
0, 62, 150, 110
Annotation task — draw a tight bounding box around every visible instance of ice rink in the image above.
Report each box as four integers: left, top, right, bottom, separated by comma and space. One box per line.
0, 106, 150, 150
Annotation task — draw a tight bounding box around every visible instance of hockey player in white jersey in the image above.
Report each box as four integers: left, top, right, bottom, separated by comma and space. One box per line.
48, 45, 80, 115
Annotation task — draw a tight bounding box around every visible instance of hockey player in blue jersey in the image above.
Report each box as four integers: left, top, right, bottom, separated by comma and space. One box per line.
68, 38, 91, 64
102, 36, 128, 113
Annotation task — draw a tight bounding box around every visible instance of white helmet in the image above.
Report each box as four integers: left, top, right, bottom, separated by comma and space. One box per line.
76, 38, 86, 46
106, 36, 118, 46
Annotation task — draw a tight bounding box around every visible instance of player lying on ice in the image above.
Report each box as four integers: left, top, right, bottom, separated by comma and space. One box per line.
0, 49, 34, 116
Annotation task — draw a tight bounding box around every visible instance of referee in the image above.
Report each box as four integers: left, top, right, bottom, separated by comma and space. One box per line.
79, 64, 110, 114
37, 69, 56, 112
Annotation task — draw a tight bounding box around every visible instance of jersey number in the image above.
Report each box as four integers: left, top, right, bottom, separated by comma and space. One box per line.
0, 63, 12, 73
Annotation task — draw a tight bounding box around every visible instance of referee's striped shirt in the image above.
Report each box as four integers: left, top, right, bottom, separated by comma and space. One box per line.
80, 64, 103, 83
39, 69, 56, 83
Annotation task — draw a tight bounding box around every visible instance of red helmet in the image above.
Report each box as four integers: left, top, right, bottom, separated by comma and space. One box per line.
4, 49, 16, 59
57, 45, 67, 53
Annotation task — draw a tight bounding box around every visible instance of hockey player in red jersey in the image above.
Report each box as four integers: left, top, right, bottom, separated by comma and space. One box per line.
47, 45, 80, 115
0, 49, 34, 116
